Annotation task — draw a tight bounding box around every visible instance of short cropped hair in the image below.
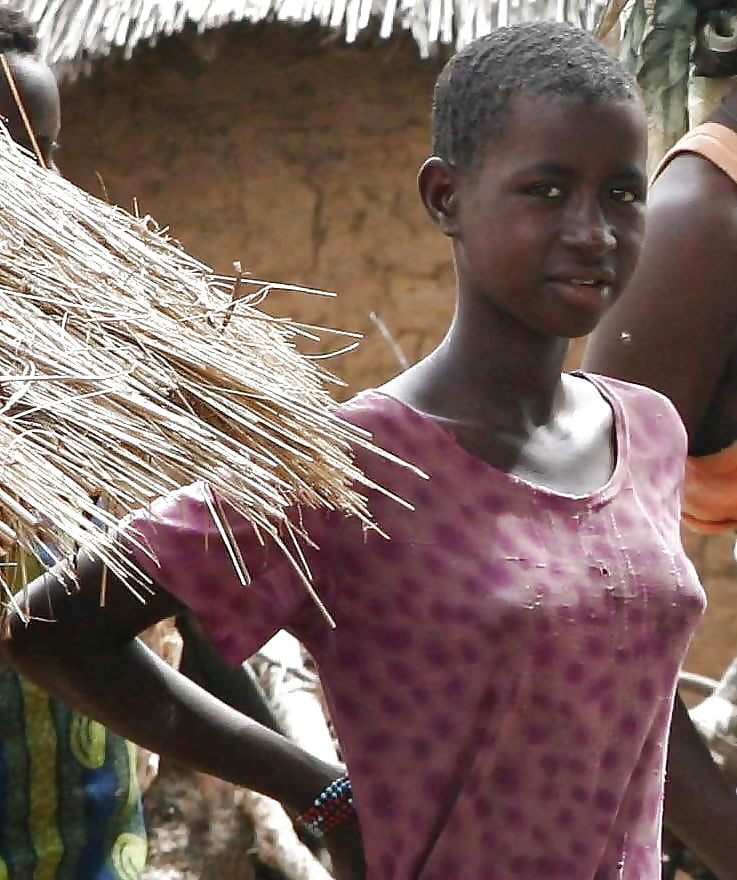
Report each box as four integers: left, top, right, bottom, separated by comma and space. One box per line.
0, 6, 38, 54
432, 21, 638, 172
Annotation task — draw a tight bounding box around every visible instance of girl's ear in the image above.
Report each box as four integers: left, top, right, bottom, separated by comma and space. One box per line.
418, 157, 460, 237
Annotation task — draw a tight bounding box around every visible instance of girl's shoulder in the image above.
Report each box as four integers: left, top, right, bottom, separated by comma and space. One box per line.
335, 388, 433, 444
333, 389, 440, 494
585, 370, 681, 409
336, 387, 406, 420
583, 371, 688, 458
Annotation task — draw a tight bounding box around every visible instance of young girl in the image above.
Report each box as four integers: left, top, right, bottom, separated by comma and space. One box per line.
2, 21, 707, 879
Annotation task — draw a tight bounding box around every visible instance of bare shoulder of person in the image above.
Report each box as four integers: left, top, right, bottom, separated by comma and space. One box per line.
654, 152, 737, 236
585, 150, 737, 439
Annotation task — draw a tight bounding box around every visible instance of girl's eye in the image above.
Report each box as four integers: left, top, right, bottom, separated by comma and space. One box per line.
610, 188, 641, 204
526, 183, 564, 199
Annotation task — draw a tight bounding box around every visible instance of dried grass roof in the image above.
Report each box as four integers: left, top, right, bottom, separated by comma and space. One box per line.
19, 0, 607, 75
0, 129, 416, 620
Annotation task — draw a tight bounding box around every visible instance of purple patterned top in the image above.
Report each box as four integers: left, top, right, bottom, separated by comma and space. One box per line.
121, 374, 705, 879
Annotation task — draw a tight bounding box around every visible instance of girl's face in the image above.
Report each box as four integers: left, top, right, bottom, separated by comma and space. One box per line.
449, 94, 647, 340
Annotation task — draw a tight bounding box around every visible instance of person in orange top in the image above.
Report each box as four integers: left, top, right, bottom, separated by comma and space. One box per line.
584, 18, 737, 877
648, 120, 737, 534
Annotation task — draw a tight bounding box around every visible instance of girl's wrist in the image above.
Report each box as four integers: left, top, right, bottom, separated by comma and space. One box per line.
297, 772, 355, 837
230, 727, 343, 815
295, 759, 346, 809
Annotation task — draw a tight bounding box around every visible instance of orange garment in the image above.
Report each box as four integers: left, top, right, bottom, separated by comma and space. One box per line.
654, 122, 737, 534
683, 445, 737, 533
654, 122, 737, 183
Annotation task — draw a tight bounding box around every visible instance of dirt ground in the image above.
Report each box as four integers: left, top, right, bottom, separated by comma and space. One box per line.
143, 762, 257, 880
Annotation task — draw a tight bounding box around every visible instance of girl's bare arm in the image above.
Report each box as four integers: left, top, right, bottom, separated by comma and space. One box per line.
0, 548, 341, 813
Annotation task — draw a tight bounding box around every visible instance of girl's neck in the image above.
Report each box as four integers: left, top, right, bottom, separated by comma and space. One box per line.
388, 298, 569, 430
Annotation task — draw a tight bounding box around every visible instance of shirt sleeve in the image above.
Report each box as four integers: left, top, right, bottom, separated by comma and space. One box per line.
117, 481, 328, 665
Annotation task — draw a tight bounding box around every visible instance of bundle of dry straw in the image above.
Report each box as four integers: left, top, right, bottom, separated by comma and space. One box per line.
0, 126, 398, 620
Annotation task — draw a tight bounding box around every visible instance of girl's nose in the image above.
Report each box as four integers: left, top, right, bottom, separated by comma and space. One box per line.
560, 200, 616, 257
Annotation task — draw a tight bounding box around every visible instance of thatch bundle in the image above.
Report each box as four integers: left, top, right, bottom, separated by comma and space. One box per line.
0, 126, 395, 616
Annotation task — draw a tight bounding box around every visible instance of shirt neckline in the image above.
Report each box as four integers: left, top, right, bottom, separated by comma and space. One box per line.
358, 371, 628, 507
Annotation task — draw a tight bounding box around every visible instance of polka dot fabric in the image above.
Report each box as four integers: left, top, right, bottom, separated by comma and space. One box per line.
121, 373, 705, 879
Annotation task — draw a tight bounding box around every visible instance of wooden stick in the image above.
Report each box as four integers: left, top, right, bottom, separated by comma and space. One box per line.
0, 54, 47, 169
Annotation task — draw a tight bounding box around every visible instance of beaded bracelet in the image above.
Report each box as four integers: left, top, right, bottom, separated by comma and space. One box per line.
297, 774, 354, 837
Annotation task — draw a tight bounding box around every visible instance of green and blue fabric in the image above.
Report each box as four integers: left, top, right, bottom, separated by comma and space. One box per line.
0, 551, 146, 880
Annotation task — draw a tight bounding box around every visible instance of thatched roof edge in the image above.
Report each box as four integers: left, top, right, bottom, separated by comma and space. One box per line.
19, 0, 607, 78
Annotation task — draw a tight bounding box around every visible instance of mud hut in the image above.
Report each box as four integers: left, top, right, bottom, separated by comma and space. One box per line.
17, 0, 606, 391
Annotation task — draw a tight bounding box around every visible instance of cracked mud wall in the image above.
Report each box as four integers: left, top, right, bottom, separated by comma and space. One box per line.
57, 22, 735, 683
